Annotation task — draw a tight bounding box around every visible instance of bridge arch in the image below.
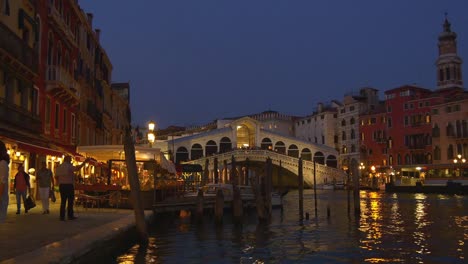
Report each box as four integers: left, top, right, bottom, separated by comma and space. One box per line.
205, 140, 217, 156
288, 144, 299, 158
301, 148, 312, 161
314, 151, 325, 164
326, 154, 338, 168
191, 144, 203, 160
274, 141, 286, 154
176, 146, 189, 164
261, 138, 273, 150
219, 137, 232, 153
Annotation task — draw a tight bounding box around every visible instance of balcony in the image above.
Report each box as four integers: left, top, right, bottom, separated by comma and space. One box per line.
0, 99, 41, 134
0, 22, 38, 74
46, 66, 81, 106
86, 100, 103, 127
48, 6, 76, 46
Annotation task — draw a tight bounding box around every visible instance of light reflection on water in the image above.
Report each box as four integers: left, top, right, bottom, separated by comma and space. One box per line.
110, 190, 467, 264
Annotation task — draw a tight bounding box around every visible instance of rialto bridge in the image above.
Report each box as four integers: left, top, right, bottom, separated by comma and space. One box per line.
154, 117, 347, 186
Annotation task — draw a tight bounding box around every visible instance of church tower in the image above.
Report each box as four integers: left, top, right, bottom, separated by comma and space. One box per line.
436, 16, 463, 90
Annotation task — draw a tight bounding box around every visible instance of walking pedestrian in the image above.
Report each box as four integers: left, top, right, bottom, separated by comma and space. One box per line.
0, 140, 10, 223
14, 163, 30, 214
55, 155, 89, 221
37, 161, 54, 214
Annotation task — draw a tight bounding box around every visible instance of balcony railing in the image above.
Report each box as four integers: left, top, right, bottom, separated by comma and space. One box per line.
0, 99, 41, 134
48, 6, 76, 45
46, 66, 81, 99
0, 22, 38, 72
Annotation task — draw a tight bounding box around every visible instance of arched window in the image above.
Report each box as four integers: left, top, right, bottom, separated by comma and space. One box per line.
447, 144, 454, 160
314, 152, 325, 164
205, 140, 217, 156
432, 124, 440, 137
447, 122, 454, 136
341, 119, 346, 126
191, 144, 203, 160
219, 137, 232, 153
261, 138, 273, 150
405, 154, 411, 165
426, 153, 432, 164
350, 129, 355, 139
397, 154, 401, 165
175, 147, 189, 164
326, 155, 337, 167
351, 144, 356, 153
350, 118, 355, 125
389, 155, 393, 165
342, 131, 346, 140
300, 148, 312, 161
342, 146, 347, 154
287, 144, 299, 158
274, 141, 286, 154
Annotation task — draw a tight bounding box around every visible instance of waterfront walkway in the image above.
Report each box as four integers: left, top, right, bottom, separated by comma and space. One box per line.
0, 197, 152, 263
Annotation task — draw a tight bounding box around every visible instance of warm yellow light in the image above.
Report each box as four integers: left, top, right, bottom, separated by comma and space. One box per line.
454, 159, 458, 164
371, 165, 376, 172
15, 151, 21, 157
457, 154, 462, 159
148, 132, 155, 143
148, 121, 156, 131
237, 125, 242, 129
416, 167, 421, 171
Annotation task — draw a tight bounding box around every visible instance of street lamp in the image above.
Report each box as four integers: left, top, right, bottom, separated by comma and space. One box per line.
148, 120, 156, 147
453, 154, 466, 177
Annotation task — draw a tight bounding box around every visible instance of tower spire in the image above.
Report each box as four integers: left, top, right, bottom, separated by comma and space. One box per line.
436, 15, 463, 90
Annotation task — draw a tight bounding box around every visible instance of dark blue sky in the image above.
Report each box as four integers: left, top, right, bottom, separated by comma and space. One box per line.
79, 0, 468, 129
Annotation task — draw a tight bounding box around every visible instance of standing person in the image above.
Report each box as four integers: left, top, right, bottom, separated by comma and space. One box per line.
55, 155, 89, 221
0, 140, 10, 223
37, 161, 54, 214
14, 163, 30, 214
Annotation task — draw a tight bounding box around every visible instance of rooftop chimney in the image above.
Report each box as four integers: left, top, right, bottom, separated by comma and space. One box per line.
95, 29, 101, 42
86, 13, 93, 27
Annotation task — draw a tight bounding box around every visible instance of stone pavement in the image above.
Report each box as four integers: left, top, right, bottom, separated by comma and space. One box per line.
0, 195, 153, 263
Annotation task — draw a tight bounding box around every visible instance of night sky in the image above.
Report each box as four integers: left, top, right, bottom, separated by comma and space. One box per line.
79, 0, 468, 129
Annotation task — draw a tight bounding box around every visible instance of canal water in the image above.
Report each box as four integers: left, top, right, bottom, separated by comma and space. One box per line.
107, 190, 467, 263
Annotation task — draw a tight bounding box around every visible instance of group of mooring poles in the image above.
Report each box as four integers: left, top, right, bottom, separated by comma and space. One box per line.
297, 158, 361, 221
194, 156, 275, 224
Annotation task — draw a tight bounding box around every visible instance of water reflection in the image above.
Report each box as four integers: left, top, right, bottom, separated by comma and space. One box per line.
108, 191, 468, 264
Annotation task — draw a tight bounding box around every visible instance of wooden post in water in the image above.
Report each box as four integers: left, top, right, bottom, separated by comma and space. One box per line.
214, 188, 224, 222
245, 158, 250, 186
196, 188, 204, 217
203, 159, 209, 186
231, 155, 237, 185
214, 157, 219, 184
298, 157, 304, 220
313, 159, 318, 218
223, 159, 228, 183
265, 158, 272, 218
123, 117, 148, 242
232, 185, 243, 220
351, 159, 361, 216
278, 160, 283, 192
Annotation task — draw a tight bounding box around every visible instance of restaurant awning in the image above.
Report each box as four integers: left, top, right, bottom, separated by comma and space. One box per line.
17, 141, 63, 157
76, 145, 176, 173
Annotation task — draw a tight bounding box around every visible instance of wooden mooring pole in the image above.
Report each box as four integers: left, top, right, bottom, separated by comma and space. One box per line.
298, 157, 304, 220
215, 189, 224, 222
123, 123, 148, 243
351, 159, 361, 216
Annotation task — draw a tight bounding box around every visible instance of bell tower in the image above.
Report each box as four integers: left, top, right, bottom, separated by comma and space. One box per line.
436, 15, 463, 90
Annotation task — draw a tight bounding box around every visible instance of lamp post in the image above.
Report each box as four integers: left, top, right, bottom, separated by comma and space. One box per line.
147, 120, 156, 148
358, 162, 365, 186
453, 154, 466, 177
